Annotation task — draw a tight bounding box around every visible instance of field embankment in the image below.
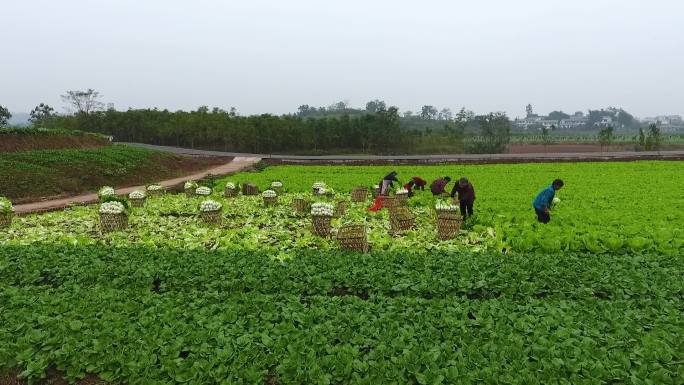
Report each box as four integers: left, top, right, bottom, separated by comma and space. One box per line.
0, 145, 232, 202
0, 128, 112, 152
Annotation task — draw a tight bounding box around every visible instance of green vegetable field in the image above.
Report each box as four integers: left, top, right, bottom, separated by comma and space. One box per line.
1, 161, 683, 384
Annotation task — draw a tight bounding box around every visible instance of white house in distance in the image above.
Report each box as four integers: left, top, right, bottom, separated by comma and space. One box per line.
514, 111, 588, 130
641, 115, 684, 133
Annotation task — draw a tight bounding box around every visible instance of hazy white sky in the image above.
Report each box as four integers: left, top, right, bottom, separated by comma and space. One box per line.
2, 0, 683, 118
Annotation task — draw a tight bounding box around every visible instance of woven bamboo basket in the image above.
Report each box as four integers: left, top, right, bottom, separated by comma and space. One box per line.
336, 224, 369, 252
395, 193, 408, 206
243, 183, 259, 196
390, 208, 416, 234
147, 188, 165, 197
333, 200, 347, 218
0, 213, 13, 229
292, 198, 310, 213
436, 212, 462, 240
130, 197, 146, 208
263, 196, 278, 206
433, 208, 459, 220
351, 187, 368, 202
200, 210, 222, 225
382, 196, 398, 210
312, 215, 332, 237
224, 187, 238, 198
99, 213, 129, 233
271, 181, 283, 195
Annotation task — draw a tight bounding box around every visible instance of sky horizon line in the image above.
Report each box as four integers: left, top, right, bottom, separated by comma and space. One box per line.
4, 1, 683, 120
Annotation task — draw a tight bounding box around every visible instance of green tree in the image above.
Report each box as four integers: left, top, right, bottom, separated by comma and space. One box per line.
438, 108, 453, 121
365, 99, 386, 113
616, 109, 637, 129
0, 105, 10, 127
548, 110, 570, 120
598, 126, 613, 151
540, 126, 549, 151
638, 127, 646, 150
29, 103, 56, 125
646, 123, 661, 150
468, 112, 511, 153
420, 105, 438, 120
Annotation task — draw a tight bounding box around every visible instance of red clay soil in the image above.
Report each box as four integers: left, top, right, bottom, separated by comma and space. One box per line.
0, 134, 111, 152
506, 143, 634, 153
507, 143, 684, 153
264, 153, 684, 166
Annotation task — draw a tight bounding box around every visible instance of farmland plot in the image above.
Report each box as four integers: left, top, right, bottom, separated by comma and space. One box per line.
0, 161, 683, 384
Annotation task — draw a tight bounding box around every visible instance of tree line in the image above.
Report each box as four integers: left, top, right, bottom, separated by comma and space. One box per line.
17, 90, 512, 155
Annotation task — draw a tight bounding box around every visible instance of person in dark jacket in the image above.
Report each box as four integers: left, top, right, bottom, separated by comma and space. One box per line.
533, 179, 564, 224
430, 176, 451, 196
379, 171, 399, 195
451, 177, 476, 219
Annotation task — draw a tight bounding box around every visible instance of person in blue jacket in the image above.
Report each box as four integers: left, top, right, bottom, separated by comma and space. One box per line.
532, 179, 564, 224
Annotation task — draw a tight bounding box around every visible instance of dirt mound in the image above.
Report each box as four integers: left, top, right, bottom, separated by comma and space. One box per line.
0, 133, 111, 152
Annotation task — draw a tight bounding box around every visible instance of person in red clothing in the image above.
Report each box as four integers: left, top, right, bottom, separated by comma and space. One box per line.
451, 177, 476, 219
404, 176, 427, 197
430, 176, 451, 196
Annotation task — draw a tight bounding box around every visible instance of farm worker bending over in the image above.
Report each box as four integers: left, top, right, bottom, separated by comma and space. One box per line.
450, 177, 476, 219
369, 171, 400, 212
380, 171, 399, 196
533, 179, 564, 224
404, 176, 427, 197
430, 176, 451, 196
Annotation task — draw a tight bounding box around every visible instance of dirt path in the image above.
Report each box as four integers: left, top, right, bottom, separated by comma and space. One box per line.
13, 156, 261, 215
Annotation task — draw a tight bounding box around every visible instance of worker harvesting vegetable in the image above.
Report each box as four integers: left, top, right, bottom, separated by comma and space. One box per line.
450, 177, 476, 219
533, 179, 564, 224
404, 176, 427, 197
369, 171, 400, 211
430, 176, 451, 196
379, 171, 400, 196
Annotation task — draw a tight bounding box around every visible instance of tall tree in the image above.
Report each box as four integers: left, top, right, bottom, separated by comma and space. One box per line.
365, 99, 386, 113
0, 105, 10, 127
616, 109, 637, 129
439, 108, 453, 121
598, 126, 613, 151
420, 105, 438, 120
297, 105, 312, 117
61, 89, 104, 115
638, 127, 646, 149
29, 103, 56, 125
469, 112, 511, 153
646, 123, 661, 150
548, 110, 570, 120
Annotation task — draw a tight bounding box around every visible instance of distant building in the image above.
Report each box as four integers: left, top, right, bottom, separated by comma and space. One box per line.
559, 112, 588, 129
641, 115, 684, 133
594, 116, 614, 127
514, 111, 588, 130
